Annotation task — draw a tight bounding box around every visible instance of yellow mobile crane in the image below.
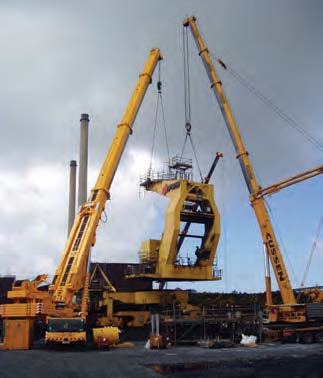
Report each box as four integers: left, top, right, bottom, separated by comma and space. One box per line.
183, 16, 323, 339
45, 48, 162, 345
0, 48, 162, 349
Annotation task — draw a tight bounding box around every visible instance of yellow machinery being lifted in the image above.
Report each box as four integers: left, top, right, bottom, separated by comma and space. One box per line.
97, 155, 222, 329
126, 156, 221, 282
0, 48, 162, 349
183, 16, 323, 338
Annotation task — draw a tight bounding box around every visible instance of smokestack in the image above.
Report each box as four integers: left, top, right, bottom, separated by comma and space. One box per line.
68, 160, 77, 235
78, 113, 90, 207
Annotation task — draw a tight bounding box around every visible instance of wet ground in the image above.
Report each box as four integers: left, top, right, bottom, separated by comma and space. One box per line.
1, 342, 323, 378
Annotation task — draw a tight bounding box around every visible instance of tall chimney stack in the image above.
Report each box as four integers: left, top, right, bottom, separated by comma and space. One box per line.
68, 160, 77, 235
78, 113, 90, 207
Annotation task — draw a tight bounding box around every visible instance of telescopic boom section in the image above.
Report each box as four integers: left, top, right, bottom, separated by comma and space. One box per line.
50, 48, 162, 308
183, 16, 296, 305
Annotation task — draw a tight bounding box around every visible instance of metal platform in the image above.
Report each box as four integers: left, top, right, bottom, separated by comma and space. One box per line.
140, 156, 193, 188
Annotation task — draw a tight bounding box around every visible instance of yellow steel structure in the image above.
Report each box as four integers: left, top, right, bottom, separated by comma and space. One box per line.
6, 275, 48, 303
90, 263, 116, 293
183, 16, 323, 323
0, 275, 50, 318
127, 177, 221, 281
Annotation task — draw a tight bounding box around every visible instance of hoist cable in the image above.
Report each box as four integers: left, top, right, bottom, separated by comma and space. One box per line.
183, 27, 188, 124
182, 25, 204, 181
217, 60, 323, 152
183, 26, 193, 127
265, 198, 298, 286
188, 134, 204, 182
148, 89, 160, 176
148, 61, 171, 175
185, 28, 192, 123
180, 133, 189, 159
159, 94, 170, 162
300, 216, 323, 288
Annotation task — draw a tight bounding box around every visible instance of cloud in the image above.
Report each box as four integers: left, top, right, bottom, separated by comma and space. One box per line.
0, 163, 67, 278
0, 148, 166, 279
0, 1, 322, 293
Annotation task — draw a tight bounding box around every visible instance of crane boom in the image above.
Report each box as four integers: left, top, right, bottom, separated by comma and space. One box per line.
257, 166, 323, 198
183, 16, 296, 304
49, 48, 162, 308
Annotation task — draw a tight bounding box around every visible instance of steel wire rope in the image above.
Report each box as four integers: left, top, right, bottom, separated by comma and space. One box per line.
209, 53, 309, 286
180, 26, 190, 160
264, 198, 299, 287
211, 52, 322, 288
206, 51, 290, 290
148, 61, 170, 177
157, 61, 171, 163
185, 27, 192, 124
182, 26, 189, 126
203, 46, 315, 290
180, 27, 191, 159
148, 88, 160, 177
189, 134, 203, 182
300, 216, 323, 288
159, 94, 170, 163
216, 58, 323, 152
180, 133, 189, 160
214, 59, 266, 190
181, 25, 203, 181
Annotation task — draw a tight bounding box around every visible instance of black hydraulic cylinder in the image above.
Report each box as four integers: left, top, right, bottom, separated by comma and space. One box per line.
204, 152, 223, 184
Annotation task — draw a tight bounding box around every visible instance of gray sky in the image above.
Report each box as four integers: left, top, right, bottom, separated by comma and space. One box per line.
0, 1, 322, 293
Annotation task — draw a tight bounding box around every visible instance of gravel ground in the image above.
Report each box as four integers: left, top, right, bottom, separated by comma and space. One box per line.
1, 342, 323, 378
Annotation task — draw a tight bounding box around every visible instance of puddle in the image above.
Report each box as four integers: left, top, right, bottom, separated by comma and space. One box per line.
144, 362, 217, 374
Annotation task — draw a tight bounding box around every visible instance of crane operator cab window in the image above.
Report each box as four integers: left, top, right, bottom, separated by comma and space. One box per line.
47, 318, 84, 333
